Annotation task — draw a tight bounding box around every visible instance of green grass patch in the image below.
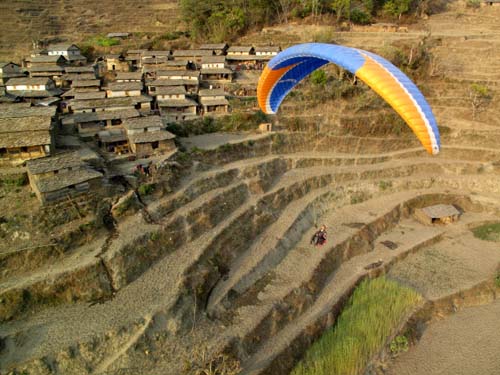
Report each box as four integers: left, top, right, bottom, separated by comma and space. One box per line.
85, 35, 120, 47
291, 277, 421, 375
472, 222, 500, 242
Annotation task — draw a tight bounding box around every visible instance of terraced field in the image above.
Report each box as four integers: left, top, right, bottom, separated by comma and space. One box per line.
1, 3, 500, 375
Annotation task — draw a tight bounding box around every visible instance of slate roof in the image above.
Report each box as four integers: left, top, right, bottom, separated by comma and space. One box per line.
157, 98, 198, 107
64, 66, 96, 73
71, 79, 100, 88
156, 70, 200, 78
26, 55, 67, 64
200, 98, 229, 106
7, 89, 63, 98
147, 79, 198, 87
151, 86, 186, 96
199, 43, 228, 51
64, 109, 140, 124
198, 88, 226, 97
6, 77, 53, 86
97, 129, 128, 143
73, 91, 107, 100
142, 56, 170, 64
254, 46, 281, 53
201, 56, 226, 64
70, 95, 151, 110
419, 204, 461, 219
0, 116, 52, 133
107, 32, 130, 38
29, 66, 65, 73
62, 73, 96, 81
128, 130, 175, 144
0, 132, 51, 148
227, 46, 254, 54
47, 43, 80, 51
35, 169, 102, 193
0, 104, 55, 118
26, 152, 82, 175
200, 68, 233, 75
105, 82, 143, 91
115, 72, 143, 80
122, 116, 163, 130
172, 50, 214, 57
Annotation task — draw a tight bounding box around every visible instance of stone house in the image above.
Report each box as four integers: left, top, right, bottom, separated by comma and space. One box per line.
141, 51, 172, 72
227, 46, 255, 57
26, 151, 103, 204
200, 43, 229, 56
25, 55, 67, 85
200, 56, 233, 83
115, 72, 143, 83
101, 54, 130, 72
154, 70, 200, 94
97, 128, 129, 154
5, 77, 62, 100
155, 86, 198, 121
0, 105, 55, 165
125, 50, 146, 70
158, 60, 195, 71
122, 116, 176, 157
198, 88, 229, 115
226, 46, 266, 69
46, 44, 87, 65
60, 90, 106, 114
171, 50, 215, 65
70, 96, 152, 113
61, 66, 97, 89
255, 46, 281, 59
104, 82, 143, 98
71, 79, 101, 91
62, 108, 140, 135
0, 62, 24, 84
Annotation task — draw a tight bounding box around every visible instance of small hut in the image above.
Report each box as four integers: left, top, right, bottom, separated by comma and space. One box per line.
414, 204, 461, 225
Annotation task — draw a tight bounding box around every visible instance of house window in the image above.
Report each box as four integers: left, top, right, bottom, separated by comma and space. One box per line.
54, 170, 59, 175
152, 141, 159, 149
21, 147, 28, 152
111, 119, 122, 125
0, 148, 6, 155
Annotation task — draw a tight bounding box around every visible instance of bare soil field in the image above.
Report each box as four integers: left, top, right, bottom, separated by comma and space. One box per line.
388, 299, 500, 375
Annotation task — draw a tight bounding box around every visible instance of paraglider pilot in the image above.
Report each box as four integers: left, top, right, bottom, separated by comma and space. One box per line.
311, 225, 327, 246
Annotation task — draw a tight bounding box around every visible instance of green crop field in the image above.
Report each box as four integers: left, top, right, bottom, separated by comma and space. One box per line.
291, 277, 421, 375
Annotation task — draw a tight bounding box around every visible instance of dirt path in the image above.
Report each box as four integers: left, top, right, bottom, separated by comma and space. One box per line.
388, 299, 500, 375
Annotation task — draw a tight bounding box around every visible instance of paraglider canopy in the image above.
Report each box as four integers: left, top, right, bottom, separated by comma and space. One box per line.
257, 43, 441, 155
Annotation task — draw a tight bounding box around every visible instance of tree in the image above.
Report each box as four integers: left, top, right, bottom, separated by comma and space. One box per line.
383, 0, 411, 19
331, 0, 351, 21
469, 83, 492, 120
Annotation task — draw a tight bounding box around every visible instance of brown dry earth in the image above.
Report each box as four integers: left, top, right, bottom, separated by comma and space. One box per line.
387, 299, 500, 375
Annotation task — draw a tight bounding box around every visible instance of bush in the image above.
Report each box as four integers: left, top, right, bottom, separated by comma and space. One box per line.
466, 0, 481, 8
311, 69, 328, 86
0, 174, 27, 187
351, 9, 371, 24
138, 183, 155, 197
390, 335, 409, 355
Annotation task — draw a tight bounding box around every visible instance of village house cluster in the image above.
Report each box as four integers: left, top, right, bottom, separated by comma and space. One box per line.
0, 41, 281, 204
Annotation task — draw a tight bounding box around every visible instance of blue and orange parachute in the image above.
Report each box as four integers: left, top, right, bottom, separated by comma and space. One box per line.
257, 43, 441, 155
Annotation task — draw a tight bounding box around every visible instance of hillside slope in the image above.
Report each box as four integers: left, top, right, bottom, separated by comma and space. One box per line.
0, 0, 180, 61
